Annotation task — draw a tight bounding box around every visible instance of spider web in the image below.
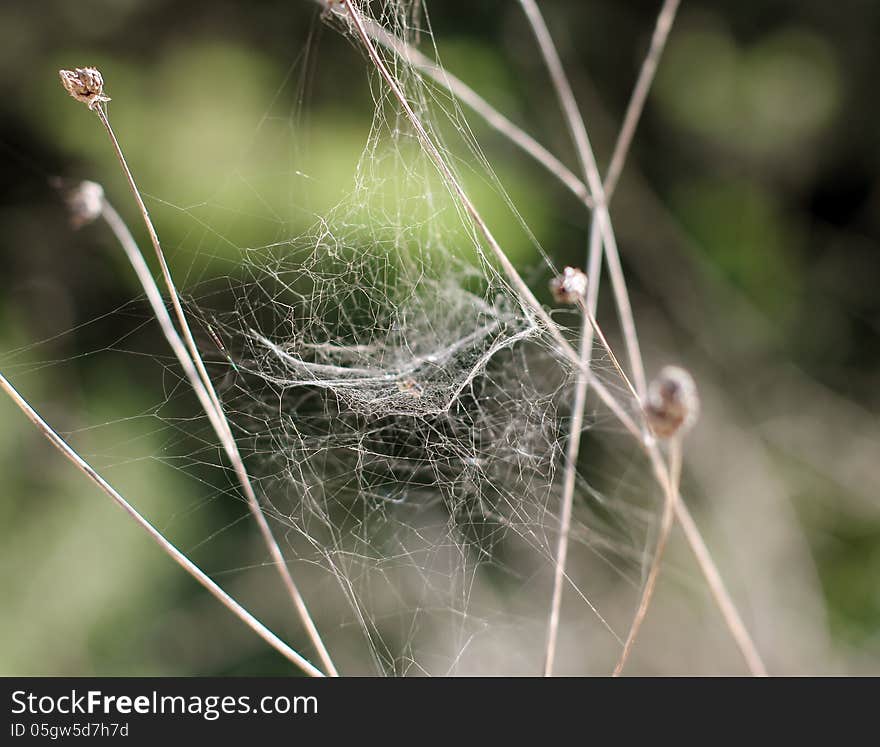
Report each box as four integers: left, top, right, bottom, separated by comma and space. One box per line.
174, 2, 655, 675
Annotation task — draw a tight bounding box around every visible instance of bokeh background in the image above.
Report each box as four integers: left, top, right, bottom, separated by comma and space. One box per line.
1, 0, 878, 675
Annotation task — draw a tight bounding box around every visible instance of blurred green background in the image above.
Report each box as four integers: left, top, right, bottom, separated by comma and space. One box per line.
0, 0, 878, 675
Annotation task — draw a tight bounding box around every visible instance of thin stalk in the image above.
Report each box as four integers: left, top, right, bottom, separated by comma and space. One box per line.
613, 437, 682, 676
544, 218, 605, 676
543, 237, 596, 677
578, 297, 640, 404
672, 495, 768, 675
92, 107, 338, 677
603, 0, 680, 199
636, 438, 766, 675
100, 201, 230, 443
0, 370, 323, 678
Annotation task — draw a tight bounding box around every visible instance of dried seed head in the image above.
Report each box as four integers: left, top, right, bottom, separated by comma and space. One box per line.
549, 266, 588, 305
59, 67, 110, 110
644, 365, 700, 439
59, 180, 105, 229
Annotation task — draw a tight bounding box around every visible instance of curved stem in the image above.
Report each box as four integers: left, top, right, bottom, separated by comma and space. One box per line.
544, 218, 604, 676
613, 437, 681, 676
543, 271, 595, 674
0, 371, 323, 678
603, 0, 680, 199
93, 107, 338, 677
673, 497, 768, 675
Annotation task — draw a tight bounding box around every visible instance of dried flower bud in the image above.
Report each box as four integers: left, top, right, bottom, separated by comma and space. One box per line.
549, 266, 588, 305
59, 180, 105, 229
59, 67, 110, 110
644, 366, 699, 439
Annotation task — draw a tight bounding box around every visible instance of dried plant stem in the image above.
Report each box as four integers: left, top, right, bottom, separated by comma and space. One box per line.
579, 297, 639, 404
0, 370, 323, 678
603, 0, 680, 199
613, 438, 682, 676
672, 497, 768, 675
543, 230, 598, 677
92, 107, 338, 677
100, 201, 230, 442
544, 219, 605, 676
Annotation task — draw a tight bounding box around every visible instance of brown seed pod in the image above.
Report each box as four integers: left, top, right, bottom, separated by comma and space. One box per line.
644, 365, 699, 439
549, 266, 588, 305
59, 67, 111, 110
